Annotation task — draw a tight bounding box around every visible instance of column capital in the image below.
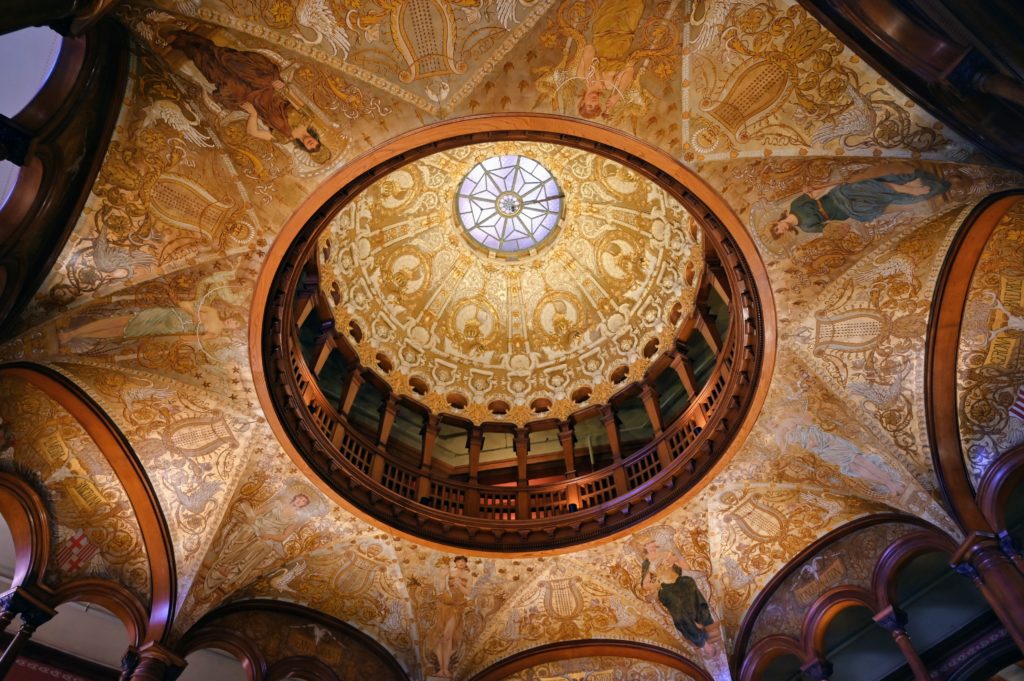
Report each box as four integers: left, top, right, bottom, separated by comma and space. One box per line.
600, 404, 617, 426
137, 642, 186, 667
800, 658, 833, 681
128, 641, 187, 680
0, 586, 56, 625
0, 115, 32, 167
998, 529, 1020, 558
872, 605, 908, 633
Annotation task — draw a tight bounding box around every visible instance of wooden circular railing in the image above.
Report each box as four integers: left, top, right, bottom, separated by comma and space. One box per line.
262, 125, 767, 551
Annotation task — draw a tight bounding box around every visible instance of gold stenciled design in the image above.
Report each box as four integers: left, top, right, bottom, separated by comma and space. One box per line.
320, 141, 703, 424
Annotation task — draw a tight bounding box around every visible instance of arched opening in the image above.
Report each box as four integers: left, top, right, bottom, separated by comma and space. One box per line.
0, 26, 64, 213
759, 653, 802, 681
819, 604, 905, 680
23, 601, 130, 669
894, 550, 992, 655
178, 648, 249, 681
0, 511, 15, 593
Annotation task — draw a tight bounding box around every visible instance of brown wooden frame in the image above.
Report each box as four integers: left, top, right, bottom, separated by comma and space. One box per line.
0, 362, 177, 643
734, 513, 955, 680
251, 113, 776, 554
976, 443, 1024, 533
0, 19, 128, 336
466, 639, 713, 681
177, 598, 409, 681
925, 191, 1024, 533
0, 473, 52, 588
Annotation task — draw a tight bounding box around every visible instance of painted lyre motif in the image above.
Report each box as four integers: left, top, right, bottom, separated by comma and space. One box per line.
389, 0, 467, 82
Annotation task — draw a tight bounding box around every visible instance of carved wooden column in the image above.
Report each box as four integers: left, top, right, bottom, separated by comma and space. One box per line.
639, 385, 672, 467
310, 333, 335, 377
800, 658, 832, 681
953, 531, 1024, 650
465, 427, 483, 516
417, 415, 440, 502
602, 406, 628, 495
514, 428, 530, 519
339, 370, 363, 416
377, 394, 398, 448
0, 588, 56, 681
0, 0, 119, 35
127, 642, 185, 681
696, 306, 722, 354
421, 415, 440, 469
873, 606, 930, 681
0, 115, 32, 167
556, 423, 581, 511
118, 647, 139, 681
558, 422, 576, 477
670, 353, 702, 410
998, 530, 1024, 574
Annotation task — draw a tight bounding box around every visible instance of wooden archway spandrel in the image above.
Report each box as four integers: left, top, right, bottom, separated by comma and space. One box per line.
467, 639, 713, 681
178, 628, 267, 681
52, 577, 148, 648
738, 635, 803, 681
732, 513, 941, 665
0, 363, 177, 642
0, 472, 51, 587
801, 585, 877, 660
870, 529, 958, 610
925, 192, 1024, 533
976, 443, 1024, 533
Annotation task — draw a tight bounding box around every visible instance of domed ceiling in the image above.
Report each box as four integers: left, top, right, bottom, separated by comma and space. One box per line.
318, 141, 704, 423
0, 0, 1022, 679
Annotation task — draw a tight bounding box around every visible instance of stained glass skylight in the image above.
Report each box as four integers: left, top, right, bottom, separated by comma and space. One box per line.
455, 155, 563, 255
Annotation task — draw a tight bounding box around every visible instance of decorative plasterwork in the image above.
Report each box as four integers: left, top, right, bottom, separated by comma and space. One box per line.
319, 141, 703, 423
957, 200, 1024, 484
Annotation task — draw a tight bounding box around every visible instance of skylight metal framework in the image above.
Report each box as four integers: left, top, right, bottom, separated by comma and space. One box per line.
455, 154, 564, 254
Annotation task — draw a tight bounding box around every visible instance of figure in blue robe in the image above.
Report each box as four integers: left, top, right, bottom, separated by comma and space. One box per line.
770, 169, 949, 239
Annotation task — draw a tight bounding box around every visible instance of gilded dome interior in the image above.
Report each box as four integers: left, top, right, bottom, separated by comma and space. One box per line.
318, 141, 704, 425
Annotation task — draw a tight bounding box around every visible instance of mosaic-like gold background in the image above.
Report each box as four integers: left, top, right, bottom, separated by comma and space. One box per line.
0, 0, 1022, 678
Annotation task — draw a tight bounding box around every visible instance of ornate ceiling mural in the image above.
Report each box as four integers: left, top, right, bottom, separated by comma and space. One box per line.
501, 656, 696, 680
958, 200, 1024, 485
1, 0, 1023, 679
319, 141, 703, 423
0, 377, 151, 604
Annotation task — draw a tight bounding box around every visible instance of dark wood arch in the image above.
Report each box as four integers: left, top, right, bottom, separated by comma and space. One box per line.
178, 629, 266, 681
925, 191, 1024, 533
977, 443, 1024, 533
267, 657, 340, 681
178, 599, 409, 681
51, 577, 148, 648
733, 512, 942, 666
871, 529, 958, 609
739, 636, 804, 681
801, 586, 877, 660
466, 639, 714, 681
0, 19, 128, 335
0, 472, 51, 587
0, 362, 177, 642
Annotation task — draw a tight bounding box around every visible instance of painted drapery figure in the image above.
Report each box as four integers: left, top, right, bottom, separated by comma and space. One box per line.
641, 541, 715, 648
770, 169, 949, 238
169, 30, 328, 161
434, 555, 473, 677
642, 561, 714, 647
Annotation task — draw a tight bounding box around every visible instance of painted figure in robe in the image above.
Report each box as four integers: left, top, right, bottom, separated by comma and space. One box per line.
434, 554, 473, 678
169, 30, 329, 161
770, 169, 949, 239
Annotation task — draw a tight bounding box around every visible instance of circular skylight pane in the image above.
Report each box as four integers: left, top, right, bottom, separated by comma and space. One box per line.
456, 155, 563, 254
